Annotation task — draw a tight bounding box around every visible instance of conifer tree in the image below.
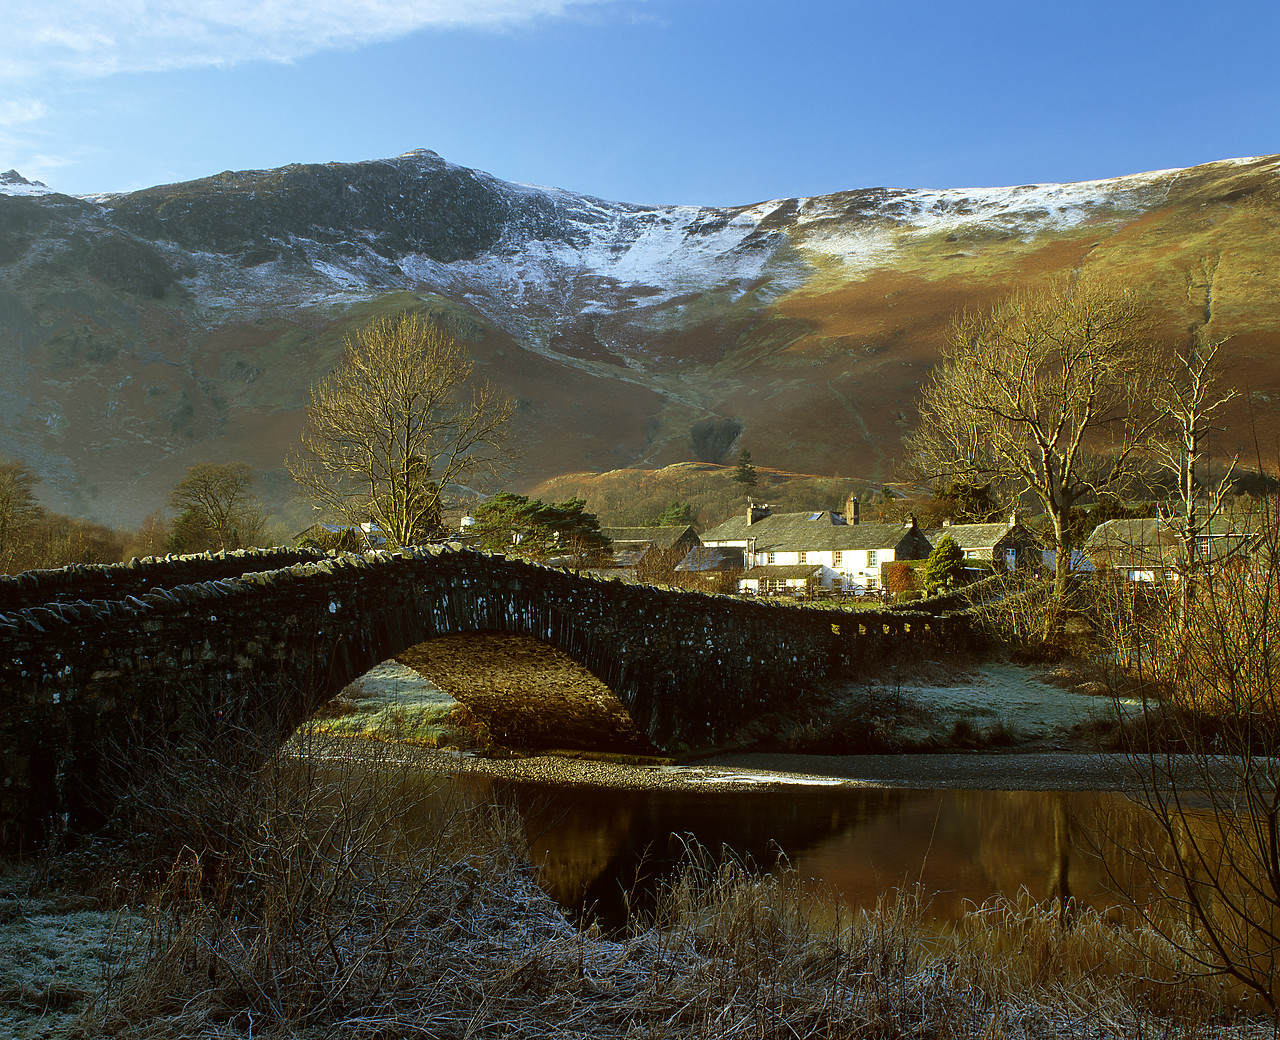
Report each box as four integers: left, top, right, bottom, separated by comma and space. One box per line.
923, 535, 965, 592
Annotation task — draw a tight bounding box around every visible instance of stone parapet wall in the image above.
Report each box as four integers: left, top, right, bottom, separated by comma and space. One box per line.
0, 547, 329, 614
0, 546, 975, 851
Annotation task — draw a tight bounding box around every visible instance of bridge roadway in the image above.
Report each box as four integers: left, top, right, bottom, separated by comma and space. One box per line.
0, 545, 975, 850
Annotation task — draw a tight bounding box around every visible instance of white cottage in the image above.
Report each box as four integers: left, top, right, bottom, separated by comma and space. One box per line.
700, 495, 933, 594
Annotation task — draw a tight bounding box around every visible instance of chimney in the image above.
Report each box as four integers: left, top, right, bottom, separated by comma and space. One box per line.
904, 513, 917, 530
746, 499, 770, 525
845, 492, 860, 525
1008, 509, 1020, 529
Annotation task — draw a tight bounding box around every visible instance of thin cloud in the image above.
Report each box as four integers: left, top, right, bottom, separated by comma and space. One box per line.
0, 99, 48, 127
2, 1, 627, 82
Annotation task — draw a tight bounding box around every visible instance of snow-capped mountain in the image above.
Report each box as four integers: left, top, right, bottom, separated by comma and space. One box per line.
2, 149, 1278, 524
0, 169, 52, 196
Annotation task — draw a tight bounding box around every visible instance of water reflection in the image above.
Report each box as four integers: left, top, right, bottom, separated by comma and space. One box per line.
307, 747, 1165, 929
497, 783, 1140, 927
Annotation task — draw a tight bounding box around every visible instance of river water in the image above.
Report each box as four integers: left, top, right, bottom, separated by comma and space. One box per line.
481, 780, 1153, 929
333, 658, 1178, 929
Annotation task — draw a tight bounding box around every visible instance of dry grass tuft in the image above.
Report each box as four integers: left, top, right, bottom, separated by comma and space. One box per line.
613, 844, 1267, 1039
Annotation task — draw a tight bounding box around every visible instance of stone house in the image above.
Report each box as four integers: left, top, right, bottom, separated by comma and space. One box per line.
923, 513, 1041, 573
1085, 515, 1259, 583
700, 494, 933, 594
587, 525, 701, 581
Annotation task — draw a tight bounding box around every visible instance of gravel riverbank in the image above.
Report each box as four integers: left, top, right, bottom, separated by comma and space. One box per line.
336, 743, 1164, 793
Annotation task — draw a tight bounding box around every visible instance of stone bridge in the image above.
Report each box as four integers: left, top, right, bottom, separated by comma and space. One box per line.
0, 545, 975, 850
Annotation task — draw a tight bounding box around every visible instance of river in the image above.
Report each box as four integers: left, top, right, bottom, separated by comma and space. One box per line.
325, 657, 1193, 931
507, 783, 1158, 928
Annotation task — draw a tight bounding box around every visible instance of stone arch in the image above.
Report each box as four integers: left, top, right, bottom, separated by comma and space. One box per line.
393, 632, 656, 753
294, 564, 656, 743
0, 544, 976, 851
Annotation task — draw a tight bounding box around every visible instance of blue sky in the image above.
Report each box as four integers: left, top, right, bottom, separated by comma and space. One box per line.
3, 0, 1278, 206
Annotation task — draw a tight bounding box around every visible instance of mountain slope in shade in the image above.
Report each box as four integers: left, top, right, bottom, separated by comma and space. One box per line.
2, 150, 1279, 525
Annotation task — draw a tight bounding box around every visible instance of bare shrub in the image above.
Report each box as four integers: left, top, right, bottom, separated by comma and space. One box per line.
81, 725, 541, 1038
1093, 497, 1280, 1015
615, 840, 1254, 1038
75, 765, 1272, 1040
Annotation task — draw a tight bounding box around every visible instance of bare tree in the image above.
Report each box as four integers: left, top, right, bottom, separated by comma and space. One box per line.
0, 459, 44, 573
1149, 261, 1240, 613
909, 276, 1156, 632
288, 313, 515, 549
167, 462, 266, 551
123, 510, 171, 561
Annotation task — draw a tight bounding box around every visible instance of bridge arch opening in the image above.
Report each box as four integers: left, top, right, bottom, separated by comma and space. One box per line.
327, 634, 656, 756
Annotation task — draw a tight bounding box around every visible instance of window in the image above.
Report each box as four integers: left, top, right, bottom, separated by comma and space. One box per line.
797, 550, 807, 564
833, 550, 842, 567
766, 551, 776, 564
867, 549, 877, 567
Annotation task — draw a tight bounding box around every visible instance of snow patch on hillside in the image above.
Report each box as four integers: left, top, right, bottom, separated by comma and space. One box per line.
394, 187, 804, 344
172, 152, 1280, 343
0, 170, 53, 196
791, 169, 1178, 273
344, 160, 1207, 325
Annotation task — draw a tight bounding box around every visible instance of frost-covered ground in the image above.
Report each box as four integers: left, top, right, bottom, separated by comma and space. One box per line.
345, 658, 456, 706
310, 659, 464, 747
322, 657, 1131, 791
880, 661, 1133, 746
344, 659, 1110, 745
0, 866, 142, 1039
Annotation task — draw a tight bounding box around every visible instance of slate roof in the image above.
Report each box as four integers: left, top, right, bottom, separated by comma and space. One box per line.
675, 546, 745, 572
609, 546, 650, 568
924, 522, 1016, 549
1085, 516, 1258, 570
601, 525, 698, 549
741, 564, 824, 581
702, 510, 922, 552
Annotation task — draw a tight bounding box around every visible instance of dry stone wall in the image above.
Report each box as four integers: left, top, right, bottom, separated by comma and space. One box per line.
0, 545, 975, 850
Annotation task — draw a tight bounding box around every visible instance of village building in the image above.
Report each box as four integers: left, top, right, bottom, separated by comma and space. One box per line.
672, 545, 746, 594
585, 525, 701, 581
699, 494, 933, 595
1085, 515, 1259, 583
923, 513, 1041, 572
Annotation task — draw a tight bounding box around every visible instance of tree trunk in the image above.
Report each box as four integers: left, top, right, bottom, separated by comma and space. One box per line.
1047, 503, 1073, 642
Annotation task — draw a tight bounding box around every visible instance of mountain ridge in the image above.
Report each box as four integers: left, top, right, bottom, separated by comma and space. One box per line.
2, 150, 1278, 525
